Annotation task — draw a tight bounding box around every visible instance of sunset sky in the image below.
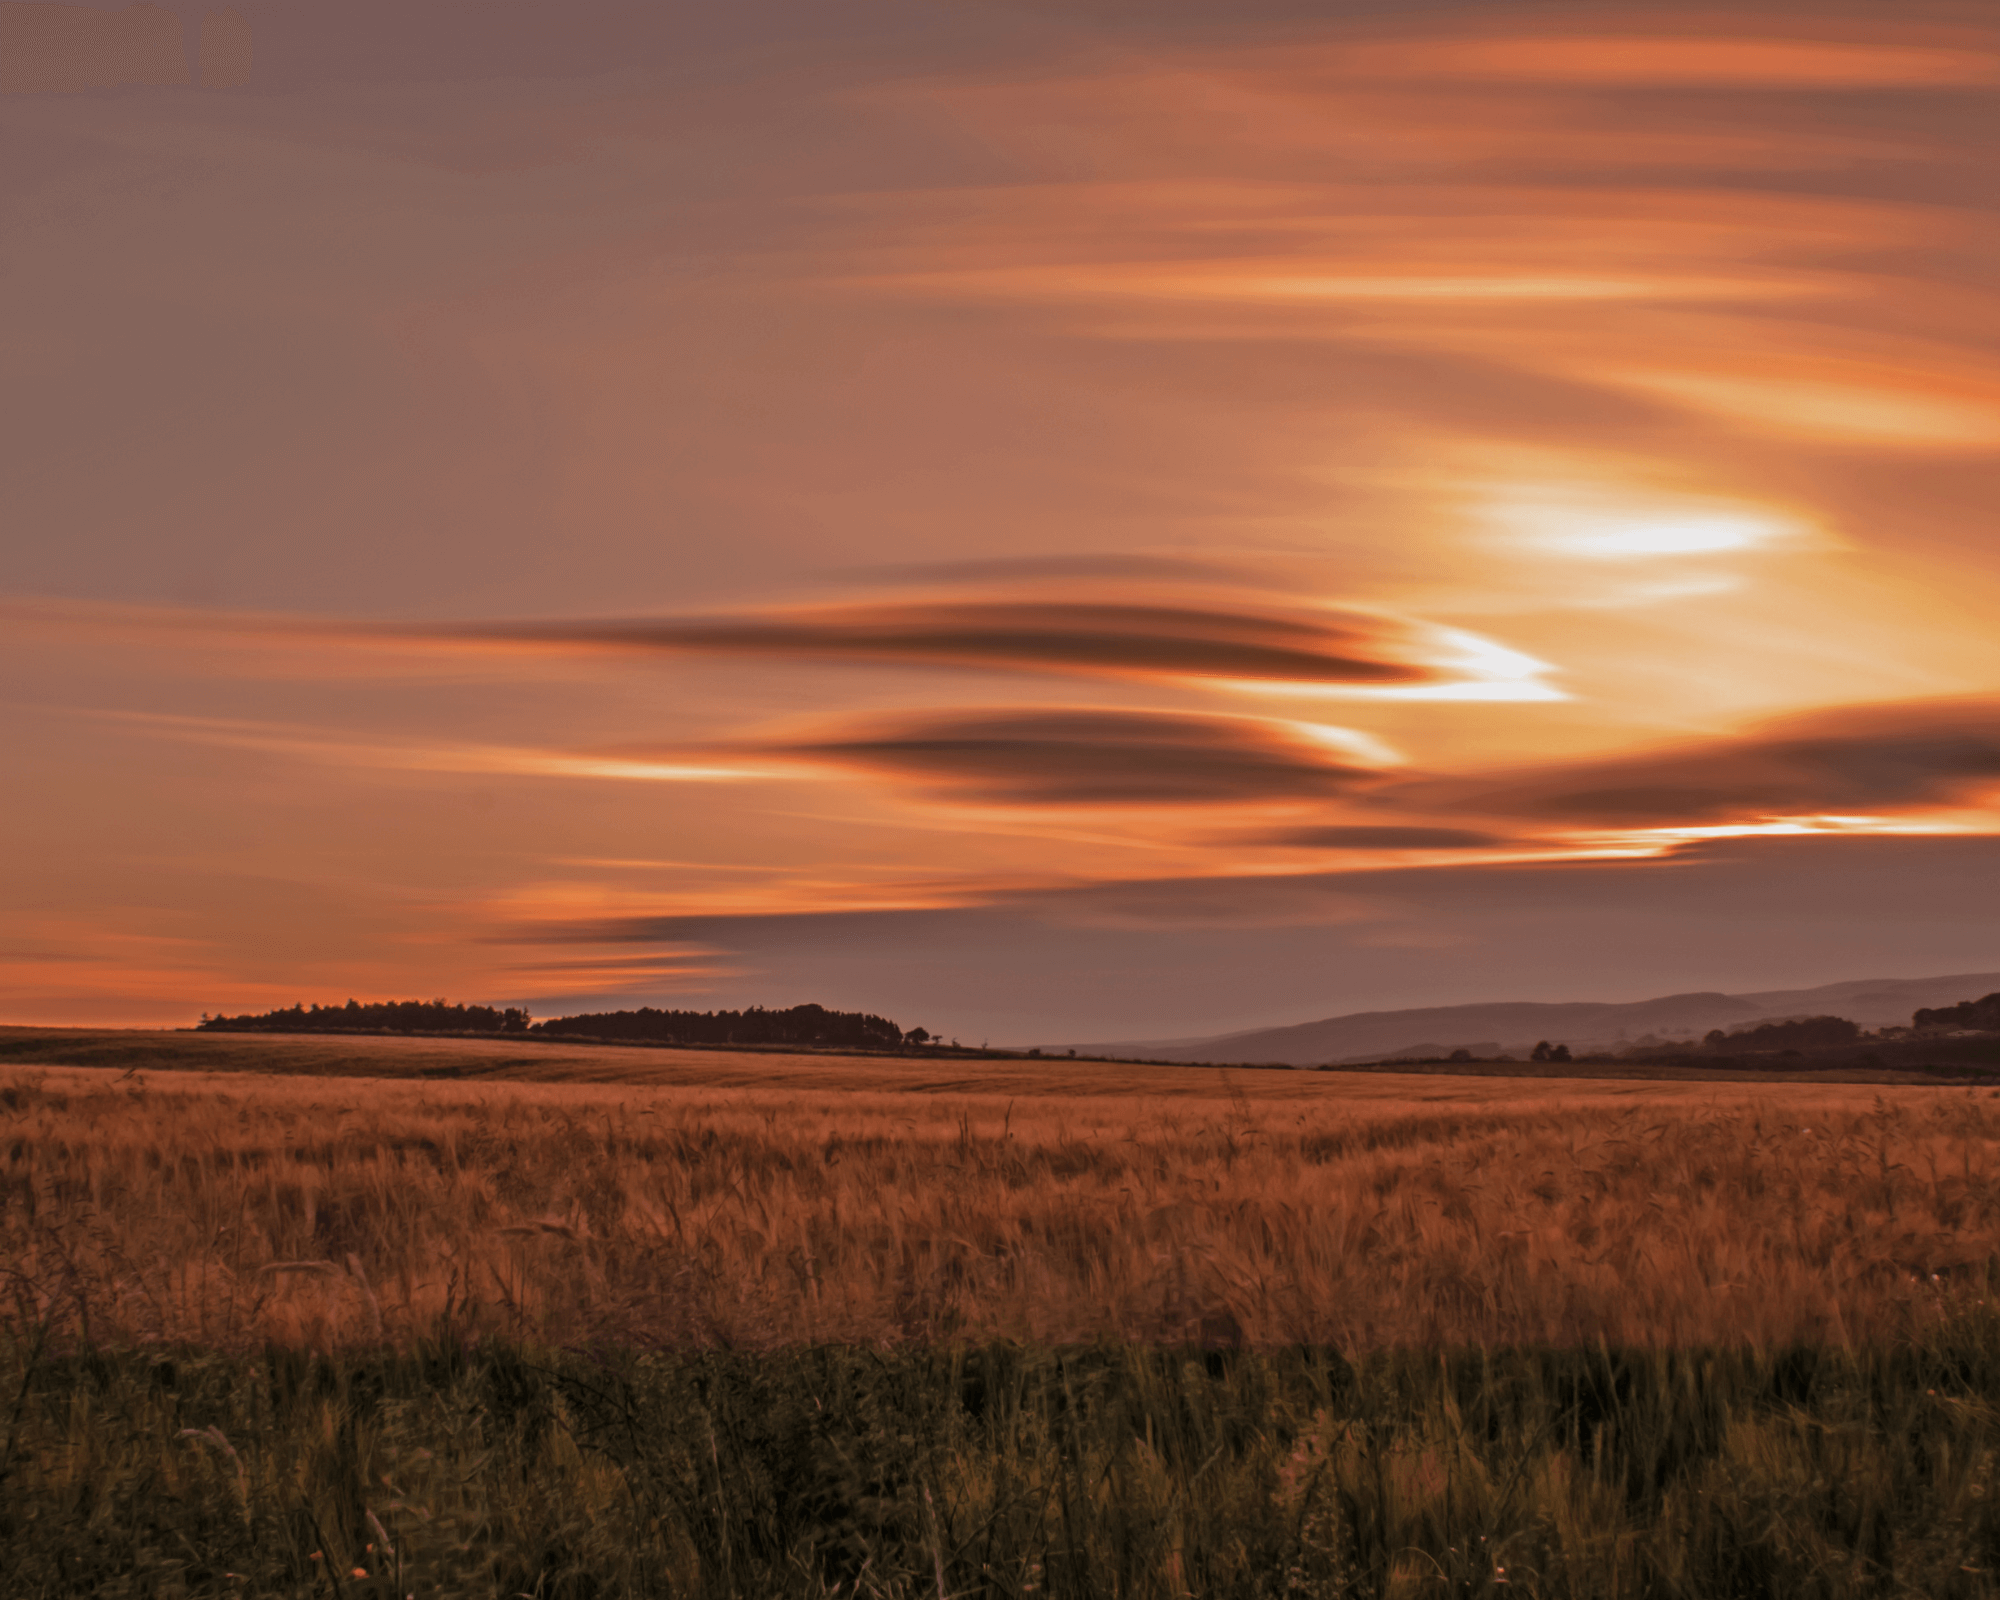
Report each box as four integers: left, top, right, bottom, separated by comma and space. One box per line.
6, 0, 1999, 1041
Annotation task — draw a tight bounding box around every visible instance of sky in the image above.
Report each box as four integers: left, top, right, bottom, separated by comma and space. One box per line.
4, 0, 1998, 1042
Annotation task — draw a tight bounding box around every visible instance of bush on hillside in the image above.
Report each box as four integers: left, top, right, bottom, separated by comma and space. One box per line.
1706, 1016, 1860, 1052
1914, 993, 2000, 1031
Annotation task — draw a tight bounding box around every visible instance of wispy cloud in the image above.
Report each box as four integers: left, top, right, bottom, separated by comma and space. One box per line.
446, 598, 1474, 690
5, 590, 1556, 696
396, 692, 2000, 983
1254, 824, 1508, 851
496, 946, 744, 998
1410, 698, 2000, 831
757, 706, 1395, 807
68, 710, 769, 784
817, 553, 1272, 589
1327, 33, 2000, 88
853, 13, 2000, 457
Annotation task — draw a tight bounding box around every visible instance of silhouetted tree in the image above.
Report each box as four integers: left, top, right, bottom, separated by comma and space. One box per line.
198, 999, 527, 1035
197, 998, 904, 1047
1915, 993, 2000, 1031
532, 1003, 903, 1050
1704, 1016, 1859, 1052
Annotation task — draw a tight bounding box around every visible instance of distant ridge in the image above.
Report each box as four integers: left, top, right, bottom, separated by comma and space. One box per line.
1074, 971, 2000, 1066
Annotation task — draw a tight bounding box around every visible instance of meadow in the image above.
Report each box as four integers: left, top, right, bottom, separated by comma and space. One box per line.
8, 1032, 2000, 1595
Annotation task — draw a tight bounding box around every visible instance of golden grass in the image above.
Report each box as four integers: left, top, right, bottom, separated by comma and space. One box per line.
6, 1037, 2000, 1351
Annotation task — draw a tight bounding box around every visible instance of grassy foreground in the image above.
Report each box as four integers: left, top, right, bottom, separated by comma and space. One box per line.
12, 1047, 2000, 1595
10, 1330, 2000, 1599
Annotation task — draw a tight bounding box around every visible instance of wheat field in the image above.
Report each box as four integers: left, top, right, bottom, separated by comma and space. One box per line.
6, 1037, 1997, 1353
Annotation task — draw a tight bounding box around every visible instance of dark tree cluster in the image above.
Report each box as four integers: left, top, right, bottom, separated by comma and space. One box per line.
1701, 1015, 1860, 1052
531, 1002, 908, 1050
1914, 992, 2000, 1031
198, 999, 530, 1034
197, 997, 916, 1050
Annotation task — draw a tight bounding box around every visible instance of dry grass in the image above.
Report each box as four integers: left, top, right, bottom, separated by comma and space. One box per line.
6, 1038, 2000, 1351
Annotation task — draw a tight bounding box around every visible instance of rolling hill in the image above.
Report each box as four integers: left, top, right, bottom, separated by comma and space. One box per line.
1076, 971, 2000, 1066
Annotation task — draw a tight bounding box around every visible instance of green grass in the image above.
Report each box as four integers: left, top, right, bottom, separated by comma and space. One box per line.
11, 1324, 2000, 1598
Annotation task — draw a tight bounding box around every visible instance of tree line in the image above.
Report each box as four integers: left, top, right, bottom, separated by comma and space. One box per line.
195, 998, 914, 1050
1701, 1015, 1860, 1052
536, 1003, 906, 1050
198, 999, 530, 1034
1556, 997, 2000, 1064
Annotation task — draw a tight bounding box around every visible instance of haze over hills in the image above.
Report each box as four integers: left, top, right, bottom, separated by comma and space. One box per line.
1076, 972, 2000, 1067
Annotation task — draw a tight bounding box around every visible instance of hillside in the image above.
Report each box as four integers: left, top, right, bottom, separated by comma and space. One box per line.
1076, 970, 2000, 1066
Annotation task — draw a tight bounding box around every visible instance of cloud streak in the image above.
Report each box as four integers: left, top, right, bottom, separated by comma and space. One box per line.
86, 690, 2000, 858
1330, 34, 2000, 89
449, 598, 1453, 688
3, 592, 1552, 696
761, 707, 1391, 807
1255, 824, 1509, 851
858, 13, 2000, 456
1417, 699, 2000, 831
67, 710, 768, 785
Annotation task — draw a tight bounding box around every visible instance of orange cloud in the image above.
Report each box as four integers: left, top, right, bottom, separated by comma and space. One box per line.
1331, 35, 2000, 88
759, 706, 1394, 807
7, 590, 1553, 696
849, 176, 1997, 452
452, 598, 1442, 687
494, 948, 743, 998
1256, 824, 1507, 851
68, 711, 771, 785
1409, 698, 2000, 830
858, 16, 1999, 465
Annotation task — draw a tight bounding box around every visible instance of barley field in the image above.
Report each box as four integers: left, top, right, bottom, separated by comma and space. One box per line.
12, 1036, 2000, 1598
5, 1035, 1996, 1353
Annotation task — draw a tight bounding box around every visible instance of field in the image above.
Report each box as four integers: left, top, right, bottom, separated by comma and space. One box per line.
5, 1030, 1995, 1351
9, 1031, 2000, 1596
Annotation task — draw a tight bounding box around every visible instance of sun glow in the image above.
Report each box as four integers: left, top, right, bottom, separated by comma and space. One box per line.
1480, 487, 1806, 561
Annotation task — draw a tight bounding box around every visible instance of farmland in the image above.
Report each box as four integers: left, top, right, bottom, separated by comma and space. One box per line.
4, 1031, 1997, 1351
8, 1032, 2000, 1595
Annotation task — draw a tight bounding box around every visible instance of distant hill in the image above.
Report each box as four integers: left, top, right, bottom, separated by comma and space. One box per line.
1075, 971, 2000, 1066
